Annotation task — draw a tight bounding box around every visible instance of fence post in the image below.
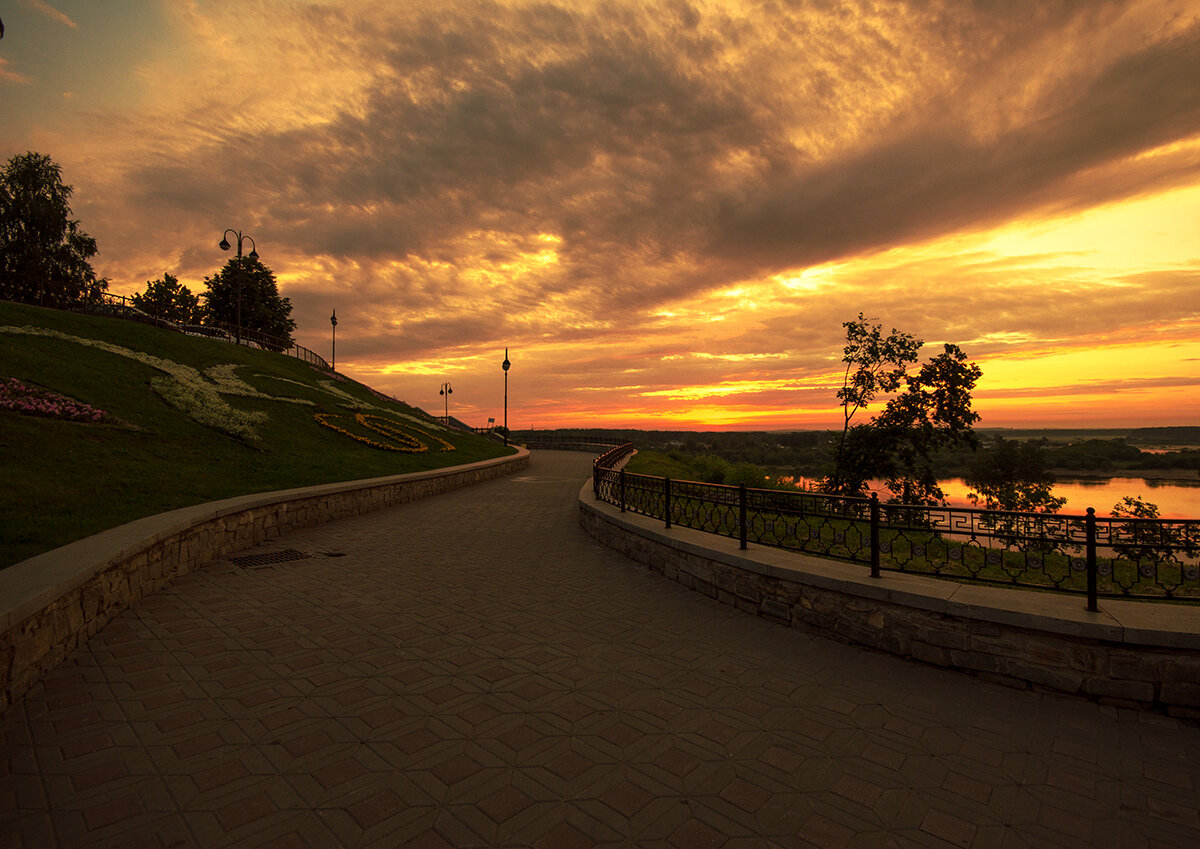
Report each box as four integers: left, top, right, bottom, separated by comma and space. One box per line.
664, 477, 672, 529
1085, 507, 1098, 612
739, 483, 748, 550
593, 462, 600, 500
619, 468, 626, 513
870, 492, 881, 579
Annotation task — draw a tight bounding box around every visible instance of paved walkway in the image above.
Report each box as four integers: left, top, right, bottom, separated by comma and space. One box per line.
2, 450, 1199, 848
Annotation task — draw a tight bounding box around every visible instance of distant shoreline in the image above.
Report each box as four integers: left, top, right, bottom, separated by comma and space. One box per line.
1051, 468, 1200, 482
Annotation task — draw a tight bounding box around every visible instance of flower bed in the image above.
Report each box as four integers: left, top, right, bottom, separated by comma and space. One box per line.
313, 412, 456, 453
0, 377, 109, 423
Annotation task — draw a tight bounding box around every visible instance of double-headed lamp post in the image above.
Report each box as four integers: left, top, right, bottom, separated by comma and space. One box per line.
502, 348, 510, 446
218, 229, 258, 345
330, 309, 337, 371
439, 381, 453, 424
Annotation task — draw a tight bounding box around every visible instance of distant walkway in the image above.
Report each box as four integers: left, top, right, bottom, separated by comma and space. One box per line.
2, 450, 1198, 848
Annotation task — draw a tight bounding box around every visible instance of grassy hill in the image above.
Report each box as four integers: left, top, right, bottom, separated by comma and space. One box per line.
0, 302, 515, 568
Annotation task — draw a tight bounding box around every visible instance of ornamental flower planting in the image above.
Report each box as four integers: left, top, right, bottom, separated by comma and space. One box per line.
313, 412, 457, 453
0, 326, 452, 448
358, 414, 455, 452
393, 420, 456, 452
314, 412, 425, 452
1, 326, 269, 441
0, 376, 108, 423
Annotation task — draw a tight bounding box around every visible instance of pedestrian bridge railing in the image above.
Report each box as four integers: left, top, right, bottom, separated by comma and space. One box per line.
593, 444, 1200, 607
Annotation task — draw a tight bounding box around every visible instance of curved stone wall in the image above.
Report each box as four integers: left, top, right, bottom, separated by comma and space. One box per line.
0, 449, 530, 713
579, 481, 1200, 719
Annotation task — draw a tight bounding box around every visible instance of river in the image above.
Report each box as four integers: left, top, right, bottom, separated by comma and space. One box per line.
786, 475, 1200, 518
937, 476, 1200, 519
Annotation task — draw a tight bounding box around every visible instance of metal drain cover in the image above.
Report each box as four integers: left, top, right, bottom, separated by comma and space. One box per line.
228, 548, 311, 568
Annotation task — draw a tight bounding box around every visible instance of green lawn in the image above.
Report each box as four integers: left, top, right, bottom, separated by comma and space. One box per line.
0, 302, 515, 567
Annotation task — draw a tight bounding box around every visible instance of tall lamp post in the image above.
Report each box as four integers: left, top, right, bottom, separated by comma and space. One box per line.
330, 309, 337, 371
502, 348, 510, 446
439, 382, 453, 424
218, 229, 258, 345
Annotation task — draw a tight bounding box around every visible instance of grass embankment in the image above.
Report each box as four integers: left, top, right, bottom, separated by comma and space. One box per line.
0, 302, 515, 568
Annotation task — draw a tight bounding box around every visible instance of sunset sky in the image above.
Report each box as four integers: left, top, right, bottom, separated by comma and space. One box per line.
3, 0, 1198, 431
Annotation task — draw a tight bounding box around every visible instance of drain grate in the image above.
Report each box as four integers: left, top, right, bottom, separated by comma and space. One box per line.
228, 548, 311, 568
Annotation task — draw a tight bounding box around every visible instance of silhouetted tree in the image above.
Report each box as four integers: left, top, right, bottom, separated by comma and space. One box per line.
828, 313, 921, 493
1108, 496, 1195, 562
131, 273, 201, 323
0, 152, 107, 307
871, 344, 981, 504
201, 256, 295, 347
965, 438, 1065, 513
825, 317, 981, 504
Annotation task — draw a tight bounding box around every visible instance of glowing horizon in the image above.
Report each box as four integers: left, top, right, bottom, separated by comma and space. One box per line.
3, 1, 1197, 432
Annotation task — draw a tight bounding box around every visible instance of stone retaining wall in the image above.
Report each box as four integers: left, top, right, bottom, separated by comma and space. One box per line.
579, 483, 1200, 719
0, 450, 529, 713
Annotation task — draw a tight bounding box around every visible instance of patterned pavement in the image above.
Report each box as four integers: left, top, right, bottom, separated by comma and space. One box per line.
2, 450, 1199, 848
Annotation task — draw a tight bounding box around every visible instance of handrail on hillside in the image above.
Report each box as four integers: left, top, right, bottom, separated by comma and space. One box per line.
592, 445, 1200, 608
78, 292, 330, 369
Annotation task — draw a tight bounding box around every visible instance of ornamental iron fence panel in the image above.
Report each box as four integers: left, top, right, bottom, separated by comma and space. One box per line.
592, 445, 1200, 606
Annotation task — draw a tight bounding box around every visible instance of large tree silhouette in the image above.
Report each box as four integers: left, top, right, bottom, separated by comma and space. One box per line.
131, 273, 202, 323
0, 152, 106, 307
826, 316, 981, 504
201, 256, 296, 348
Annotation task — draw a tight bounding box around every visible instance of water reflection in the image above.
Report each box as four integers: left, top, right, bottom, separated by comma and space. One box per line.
781, 476, 1200, 518
938, 477, 1200, 518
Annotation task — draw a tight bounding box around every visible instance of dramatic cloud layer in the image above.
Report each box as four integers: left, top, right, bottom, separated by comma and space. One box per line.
3, 0, 1198, 429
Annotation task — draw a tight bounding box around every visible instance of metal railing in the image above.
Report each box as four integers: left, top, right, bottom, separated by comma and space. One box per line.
76, 293, 330, 369
593, 445, 1200, 607
521, 433, 629, 453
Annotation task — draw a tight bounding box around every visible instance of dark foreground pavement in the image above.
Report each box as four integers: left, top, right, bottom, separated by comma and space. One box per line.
2, 450, 1198, 848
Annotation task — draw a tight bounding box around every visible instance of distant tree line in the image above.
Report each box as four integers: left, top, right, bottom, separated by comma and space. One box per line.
1, 151, 295, 345
541, 428, 1200, 483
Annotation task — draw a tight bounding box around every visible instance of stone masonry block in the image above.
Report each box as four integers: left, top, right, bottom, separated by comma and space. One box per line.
909, 641, 950, 667
1002, 660, 1085, 694
948, 649, 1004, 675
1081, 676, 1156, 703
1159, 681, 1200, 707
1068, 644, 1104, 675
760, 598, 790, 623
920, 627, 969, 651
734, 579, 761, 604
966, 633, 1025, 659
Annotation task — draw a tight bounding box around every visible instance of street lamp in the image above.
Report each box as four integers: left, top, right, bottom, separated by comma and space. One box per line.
330, 309, 337, 371
439, 381, 453, 424
218, 229, 258, 345
502, 348, 511, 446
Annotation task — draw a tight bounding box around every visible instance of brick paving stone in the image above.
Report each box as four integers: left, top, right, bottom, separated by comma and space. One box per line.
3, 450, 1200, 848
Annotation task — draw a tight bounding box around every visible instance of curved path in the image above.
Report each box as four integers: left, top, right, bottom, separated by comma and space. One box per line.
2, 451, 1198, 848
